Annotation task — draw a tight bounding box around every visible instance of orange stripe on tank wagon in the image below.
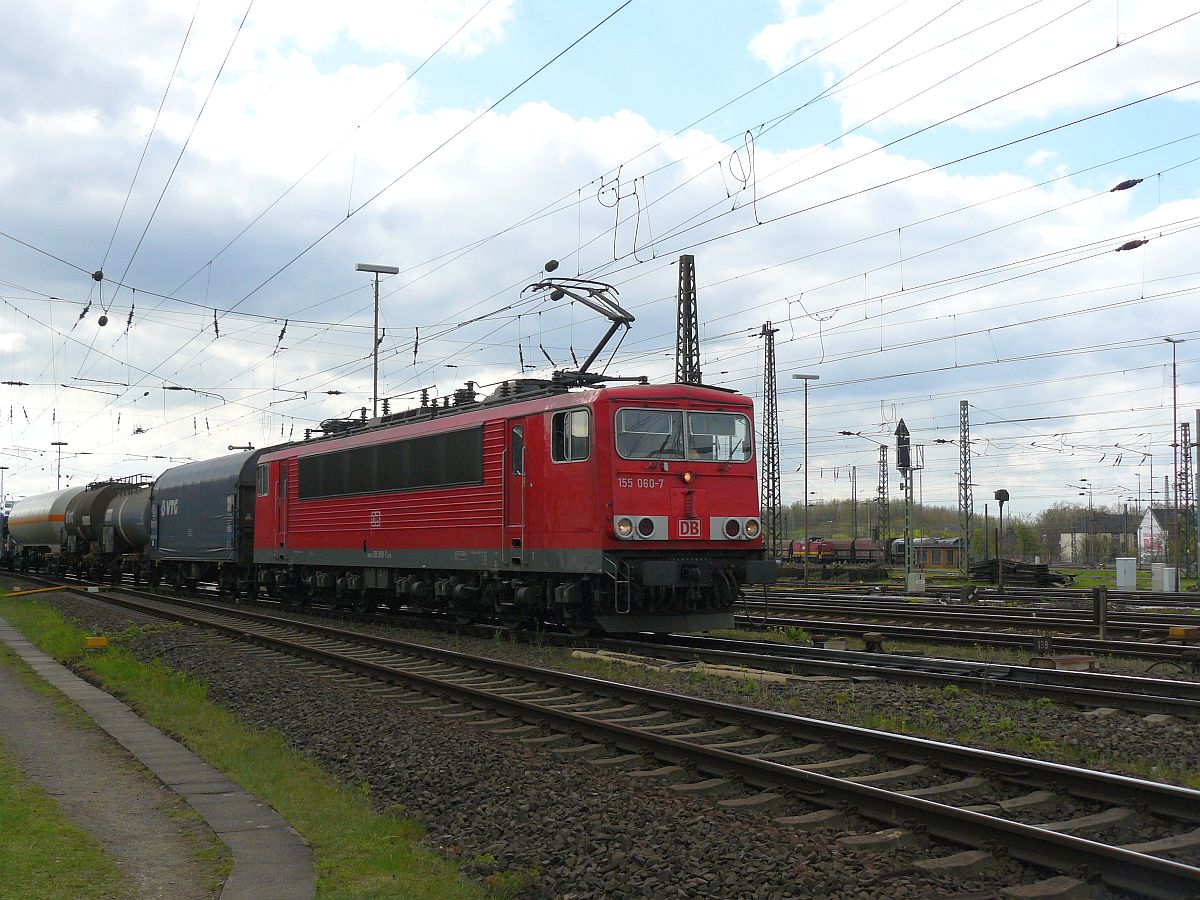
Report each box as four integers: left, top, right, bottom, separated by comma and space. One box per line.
7, 514, 66, 526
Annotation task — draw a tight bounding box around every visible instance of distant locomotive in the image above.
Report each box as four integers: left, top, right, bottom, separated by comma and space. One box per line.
784, 536, 963, 569
788, 537, 890, 565
7, 378, 775, 633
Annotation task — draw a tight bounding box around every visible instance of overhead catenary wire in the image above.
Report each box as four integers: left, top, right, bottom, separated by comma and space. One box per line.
99, 1, 201, 274
77, 1, 635, 430
4, 7, 1195, 504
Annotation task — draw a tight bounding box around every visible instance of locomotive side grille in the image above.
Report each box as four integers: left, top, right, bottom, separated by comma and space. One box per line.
284, 425, 505, 533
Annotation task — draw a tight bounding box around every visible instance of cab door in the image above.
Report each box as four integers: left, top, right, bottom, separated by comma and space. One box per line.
503, 422, 525, 566
276, 462, 289, 549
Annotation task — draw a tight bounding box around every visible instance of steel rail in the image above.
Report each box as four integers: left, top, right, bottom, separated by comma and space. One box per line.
735, 613, 1200, 663
598, 635, 1200, 719
770, 596, 1200, 624
768, 584, 1200, 604
48, 583, 1200, 897
746, 597, 1200, 633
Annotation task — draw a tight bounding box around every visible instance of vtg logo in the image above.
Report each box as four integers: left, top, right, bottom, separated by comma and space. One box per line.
160, 499, 180, 516
677, 518, 701, 538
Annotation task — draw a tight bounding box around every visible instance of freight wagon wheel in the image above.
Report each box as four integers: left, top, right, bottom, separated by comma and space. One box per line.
566, 625, 592, 638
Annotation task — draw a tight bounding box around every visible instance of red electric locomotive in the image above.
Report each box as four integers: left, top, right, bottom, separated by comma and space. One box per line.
253, 378, 774, 633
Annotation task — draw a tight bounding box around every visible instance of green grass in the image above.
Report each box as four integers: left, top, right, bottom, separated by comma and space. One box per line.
1057, 566, 1197, 592
0, 641, 231, 892
0, 736, 128, 899
700, 626, 810, 645
0, 596, 487, 899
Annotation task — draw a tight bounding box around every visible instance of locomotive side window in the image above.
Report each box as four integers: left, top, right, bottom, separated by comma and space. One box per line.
511, 426, 525, 475
551, 409, 590, 462
256, 464, 269, 497
615, 409, 684, 460
687, 412, 752, 462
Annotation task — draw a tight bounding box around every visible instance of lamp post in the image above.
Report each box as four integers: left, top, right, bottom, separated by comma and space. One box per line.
793, 374, 819, 584
356, 262, 400, 418
1078, 478, 1093, 566
994, 489, 1009, 591
51, 442, 67, 490
1166, 337, 1185, 581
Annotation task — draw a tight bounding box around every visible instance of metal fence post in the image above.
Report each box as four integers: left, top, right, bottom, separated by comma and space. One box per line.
1092, 585, 1107, 641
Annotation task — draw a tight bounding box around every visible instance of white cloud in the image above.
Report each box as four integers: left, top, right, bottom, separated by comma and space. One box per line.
749, 1, 1200, 131
1025, 149, 1056, 168
0, 0, 1194, 520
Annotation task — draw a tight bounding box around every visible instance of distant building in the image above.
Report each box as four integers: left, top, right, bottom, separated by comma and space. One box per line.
1057, 512, 1136, 564
1137, 507, 1196, 563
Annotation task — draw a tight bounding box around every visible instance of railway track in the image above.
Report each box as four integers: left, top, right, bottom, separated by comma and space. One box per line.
747, 595, 1200, 635
600, 633, 1200, 721
769, 583, 1200, 607
734, 611, 1200, 664
38, 580, 1200, 898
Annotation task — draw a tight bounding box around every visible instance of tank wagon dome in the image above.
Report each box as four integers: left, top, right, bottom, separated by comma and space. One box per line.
8, 486, 88, 548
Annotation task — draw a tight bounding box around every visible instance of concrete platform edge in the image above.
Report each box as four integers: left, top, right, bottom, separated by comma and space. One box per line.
0, 617, 315, 900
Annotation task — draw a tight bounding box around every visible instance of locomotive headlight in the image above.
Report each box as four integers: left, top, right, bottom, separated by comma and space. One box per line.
616, 517, 634, 539
681, 470, 694, 484
723, 518, 742, 539
637, 517, 656, 538
744, 518, 761, 539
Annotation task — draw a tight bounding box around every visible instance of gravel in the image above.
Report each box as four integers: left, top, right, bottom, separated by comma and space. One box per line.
360, 626, 1200, 791
32, 590, 1170, 897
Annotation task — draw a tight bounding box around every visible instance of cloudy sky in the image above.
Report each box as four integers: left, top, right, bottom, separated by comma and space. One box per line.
1, 0, 1197, 525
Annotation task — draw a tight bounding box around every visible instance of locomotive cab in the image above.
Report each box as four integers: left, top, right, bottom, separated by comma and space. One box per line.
587, 385, 775, 631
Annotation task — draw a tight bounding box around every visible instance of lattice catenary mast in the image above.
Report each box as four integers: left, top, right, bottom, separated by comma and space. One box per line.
1180, 421, 1194, 574
958, 399, 973, 574
759, 322, 781, 555
876, 445, 890, 541
675, 255, 701, 384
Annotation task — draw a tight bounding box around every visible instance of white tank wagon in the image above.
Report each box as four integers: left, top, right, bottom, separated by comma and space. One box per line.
8, 486, 87, 549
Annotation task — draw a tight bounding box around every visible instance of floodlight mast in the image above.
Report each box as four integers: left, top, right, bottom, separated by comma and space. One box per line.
524, 260, 637, 382
355, 262, 400, 417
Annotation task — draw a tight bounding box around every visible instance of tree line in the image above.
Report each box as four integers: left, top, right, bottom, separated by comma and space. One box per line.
783, 499, 1148, 564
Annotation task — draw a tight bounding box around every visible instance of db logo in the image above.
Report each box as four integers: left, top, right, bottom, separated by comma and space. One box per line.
678, 518, 701, 538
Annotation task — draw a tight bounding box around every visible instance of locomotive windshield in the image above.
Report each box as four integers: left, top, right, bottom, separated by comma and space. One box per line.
616, 408, 751, 462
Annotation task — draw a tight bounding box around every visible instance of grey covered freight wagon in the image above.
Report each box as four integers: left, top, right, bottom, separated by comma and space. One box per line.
150, 449, 265, 593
